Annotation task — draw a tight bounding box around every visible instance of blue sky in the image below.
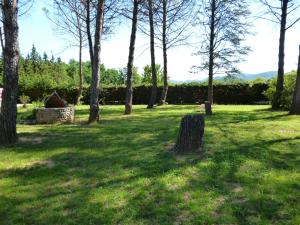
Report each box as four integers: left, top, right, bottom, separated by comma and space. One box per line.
19, 0, 300, 81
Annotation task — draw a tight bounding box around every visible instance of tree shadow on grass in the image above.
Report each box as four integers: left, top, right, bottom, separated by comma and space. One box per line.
1, 107, 192, 224
1, 105, 299, 224
0, 147, 197, 224
207, 110, 290, 126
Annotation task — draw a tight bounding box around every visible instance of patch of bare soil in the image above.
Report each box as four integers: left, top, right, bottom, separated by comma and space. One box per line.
27, 159, 55, 169
224, 182, 244, 193
19, 136, 44, 144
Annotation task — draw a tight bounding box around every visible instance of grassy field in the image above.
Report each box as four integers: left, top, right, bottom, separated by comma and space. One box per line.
0, 105, 299, 225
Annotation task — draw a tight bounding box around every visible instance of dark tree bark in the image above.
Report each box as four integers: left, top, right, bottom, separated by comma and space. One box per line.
174, 115, 205, 154
76, 23, 84, 105
272, 0, 288, 109
205, 101, 212, 115
208, 0, 216, 105
88, 0, 104, 123
0, 27, 4, 51
86, 0, 94, 65
0, 0, 19, 145
147, 0, 157, 109
125, 0, 139, 115
159, 0, 168, 105
290, 45, 300, 115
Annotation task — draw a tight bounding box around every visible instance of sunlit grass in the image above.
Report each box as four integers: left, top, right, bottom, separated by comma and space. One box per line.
0, 105, 299, 225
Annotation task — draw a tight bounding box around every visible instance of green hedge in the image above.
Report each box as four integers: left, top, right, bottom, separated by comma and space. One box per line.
18, 83, 269, 105
264, 71, 297, 110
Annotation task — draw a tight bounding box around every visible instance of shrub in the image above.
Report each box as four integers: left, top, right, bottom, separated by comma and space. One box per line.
18, 83, 269, 105
19, 94, 30, 108
264, 71, 297, 110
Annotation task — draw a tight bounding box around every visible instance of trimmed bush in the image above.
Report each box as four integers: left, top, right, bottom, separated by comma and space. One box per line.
18, 83, 269, 105
264, 71, 297, 110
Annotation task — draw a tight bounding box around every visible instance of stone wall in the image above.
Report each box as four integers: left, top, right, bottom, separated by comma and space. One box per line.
36, 107, 74, 124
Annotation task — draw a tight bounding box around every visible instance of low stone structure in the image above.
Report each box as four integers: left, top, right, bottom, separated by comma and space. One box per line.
36, 107, 74, 124
36, 92, 74, 124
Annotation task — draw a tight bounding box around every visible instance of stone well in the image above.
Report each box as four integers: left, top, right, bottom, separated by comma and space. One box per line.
36, 107, 74, 124
36, 91, 75, 124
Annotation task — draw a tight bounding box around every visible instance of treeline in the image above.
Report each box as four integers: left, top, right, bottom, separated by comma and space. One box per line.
0, 46, 174, 89
1, 45, 267, 90
4, 46, 294, 108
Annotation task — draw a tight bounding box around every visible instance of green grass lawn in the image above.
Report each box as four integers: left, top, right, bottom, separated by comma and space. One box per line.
0, 105, 299, 225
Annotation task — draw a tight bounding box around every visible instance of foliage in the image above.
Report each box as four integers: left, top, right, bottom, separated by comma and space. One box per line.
0, 46, 269, 106
264, 71, 297, 110
194, 0, 252, 75
18, 94, 30, 105
0, 46, 143, 89
17, 83, 269, 105
141, 64, 163, 85
120, 67, 142, 86
0, 105, 299, 224
17, 46, 78, 89
32, 100, 45, 109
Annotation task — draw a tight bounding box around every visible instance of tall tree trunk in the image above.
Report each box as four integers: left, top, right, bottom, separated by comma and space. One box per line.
0, 0, 19, 145
147, 0, 157, 109
86, 0, 94, 64
0, 27, 4, 51
290, 45, 300, 114
208, 0, 216, 104
272, 0, 288, 109
125, 0, 139, 115
88, 0, 104, 123
76, 27, 83, 105
159, 0, 168, 105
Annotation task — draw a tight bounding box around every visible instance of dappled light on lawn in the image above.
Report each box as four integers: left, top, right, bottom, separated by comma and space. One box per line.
0, 105, 299, 225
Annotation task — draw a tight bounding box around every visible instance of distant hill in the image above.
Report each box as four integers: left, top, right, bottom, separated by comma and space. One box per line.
171, 71, 277, 83
214, 71, 277, 81
237, 71, 277, 80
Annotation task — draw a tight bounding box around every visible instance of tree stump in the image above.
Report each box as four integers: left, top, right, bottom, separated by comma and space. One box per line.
174, 114, 205, 154
205, 101, 212, 115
